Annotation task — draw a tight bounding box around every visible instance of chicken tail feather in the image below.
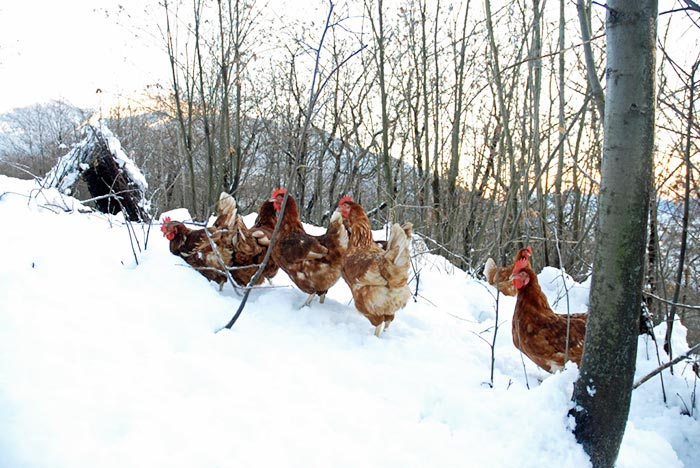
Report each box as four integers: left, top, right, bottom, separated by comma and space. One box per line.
381, 223, 411, 287
484, 257, 497, 285
215, 192, 238, 230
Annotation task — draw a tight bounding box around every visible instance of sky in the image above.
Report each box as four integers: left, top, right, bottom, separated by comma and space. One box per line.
0, 0, 165, 113
1, 0, 698, 116
0, 167, 698, 468
0, 0, 320, 115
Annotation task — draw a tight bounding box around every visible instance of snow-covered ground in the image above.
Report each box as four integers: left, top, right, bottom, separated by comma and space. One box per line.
0, 175, 697, 468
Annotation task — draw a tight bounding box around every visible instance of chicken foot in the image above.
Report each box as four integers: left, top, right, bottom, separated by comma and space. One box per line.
373, 323, 385, 337
299, 293, 317, 309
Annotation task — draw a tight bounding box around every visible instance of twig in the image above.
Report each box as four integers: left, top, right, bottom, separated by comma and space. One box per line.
643, 291, 700, 310
0, 160, 41, 179
633, 342, 700, 389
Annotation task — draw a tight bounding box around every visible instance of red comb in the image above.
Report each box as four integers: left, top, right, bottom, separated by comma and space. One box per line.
513, 258, 530, 274
160, 216, 172, 232
272, 187, 287, 198
339, 195, 354, 206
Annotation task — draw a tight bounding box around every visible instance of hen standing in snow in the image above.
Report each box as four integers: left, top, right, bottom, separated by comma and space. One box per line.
246, 199, 280, 283
484, 246, 533, 296
269, 188, 348, 306
161, 192, 238, 290
510, 258, 587, 372
226, 197, 281, 286
339, 196, 412, 337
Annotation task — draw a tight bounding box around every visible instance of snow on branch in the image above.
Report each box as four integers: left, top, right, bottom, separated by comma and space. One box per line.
42, 122, 150, 222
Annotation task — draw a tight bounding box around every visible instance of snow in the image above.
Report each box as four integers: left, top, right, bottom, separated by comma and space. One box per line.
0, 174, 698, 468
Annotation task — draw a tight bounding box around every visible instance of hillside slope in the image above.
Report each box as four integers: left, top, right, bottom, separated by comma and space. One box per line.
0, 175, 697, 468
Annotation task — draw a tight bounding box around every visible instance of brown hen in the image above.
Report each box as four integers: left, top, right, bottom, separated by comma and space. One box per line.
339, 196, 412, 337
226, 200, 276, 287
510, 258, 587, 373
246, 199, 280, 283
269, 188, 348, 306
161, 192, 238, 290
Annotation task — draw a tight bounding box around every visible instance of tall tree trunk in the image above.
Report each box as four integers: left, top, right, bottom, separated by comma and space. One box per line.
446, 1, 471, 201
163, 0, 197, 214
529, 0, 545, 263
555, 0, 566, 268
217, 0, 233, 192
194, 0, 217, 212
431, 0, 442, 238
577, 0, 605, 119
369, 0, 394, 206
231, 0, 245, 196
571, 2, 657, 467
664, 61, 697, 357
484, 0, 519, 249
419, 0, 432, 224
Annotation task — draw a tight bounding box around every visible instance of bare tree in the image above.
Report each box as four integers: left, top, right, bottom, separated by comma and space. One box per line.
366, 0, 395, 207
0, 100, 88, 177
571, 2, 658, 466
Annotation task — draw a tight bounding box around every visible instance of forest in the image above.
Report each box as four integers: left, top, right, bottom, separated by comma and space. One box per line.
0, 0, 698, 347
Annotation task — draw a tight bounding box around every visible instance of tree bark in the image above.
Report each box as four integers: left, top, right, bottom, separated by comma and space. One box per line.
571, 2, 657, 467
577, 0, 605, 119
555, 0, 566, 268
369, 0, 394, 206
664, 61, 697, 357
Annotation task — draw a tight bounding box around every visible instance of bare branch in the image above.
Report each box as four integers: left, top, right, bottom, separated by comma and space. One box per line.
633, 343, 700, 389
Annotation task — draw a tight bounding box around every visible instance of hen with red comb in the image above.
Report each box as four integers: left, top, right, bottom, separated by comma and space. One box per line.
339, 196, 412, 337
267, 188, 348, 306
509, 254, 588, 373
160, 192, 239, 290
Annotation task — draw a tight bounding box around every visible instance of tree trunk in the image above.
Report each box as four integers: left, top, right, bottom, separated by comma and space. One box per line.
577, 0, 605, 119
369, 0, 394, 206
193, 0, 217, 213
571, 2, 657, 467
163, 0, 197, 214
664, 61, 696, 357
555, 0, 566, 268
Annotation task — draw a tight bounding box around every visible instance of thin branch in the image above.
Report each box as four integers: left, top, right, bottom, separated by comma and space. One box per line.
633, 343, 700, 389
643, 291, 700, 310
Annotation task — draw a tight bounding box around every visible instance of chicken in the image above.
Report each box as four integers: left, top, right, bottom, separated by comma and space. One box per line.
339, 196, 412, 337
160, 192, 238, 290
244, 199, 280, 283
269, 188, 348, 306
510, 258, 587, 373
226, 204, 273, 287
484, 246, 533, 296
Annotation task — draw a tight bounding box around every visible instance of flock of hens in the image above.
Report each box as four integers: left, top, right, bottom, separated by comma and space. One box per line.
161, 188, 412, 337
161, 188, 587, 372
